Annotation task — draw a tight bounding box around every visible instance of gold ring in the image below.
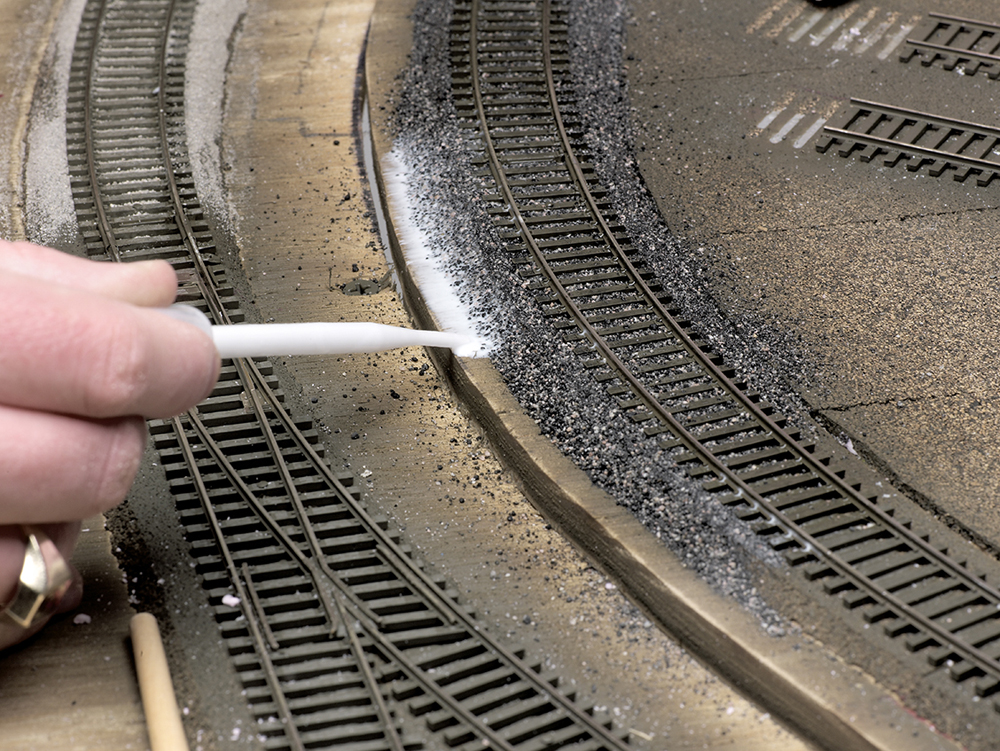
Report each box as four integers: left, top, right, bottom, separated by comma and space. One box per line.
0, 526, 73, 630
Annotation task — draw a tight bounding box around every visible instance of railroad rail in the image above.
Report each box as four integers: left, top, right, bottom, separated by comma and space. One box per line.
816, 98, 1000, 185
901, 12, 1000, 79
64, 1, 629, 749
452, 0, 1000, 712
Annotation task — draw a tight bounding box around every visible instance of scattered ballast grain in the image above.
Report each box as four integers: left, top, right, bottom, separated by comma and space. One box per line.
384, 0, 829, 634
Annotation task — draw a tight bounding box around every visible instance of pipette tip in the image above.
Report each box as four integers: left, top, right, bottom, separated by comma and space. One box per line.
158, 304, 485, 359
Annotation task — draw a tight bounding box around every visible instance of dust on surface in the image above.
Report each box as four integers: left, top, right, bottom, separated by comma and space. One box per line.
207, 0, 816, 747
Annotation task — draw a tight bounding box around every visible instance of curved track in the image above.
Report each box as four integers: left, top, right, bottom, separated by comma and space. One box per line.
65, 1, 630, 749
54, 0, 1000, 747
448, 0, 1000, 713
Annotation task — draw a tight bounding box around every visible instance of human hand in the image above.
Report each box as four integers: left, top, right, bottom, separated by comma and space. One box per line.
0, 241, 220, 650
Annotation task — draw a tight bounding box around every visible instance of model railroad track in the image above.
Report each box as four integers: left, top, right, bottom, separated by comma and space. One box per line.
816, 98, 1000, 185
901, 12, 1000, 79
452, 0, 1000, 710
64, 1, 629, 750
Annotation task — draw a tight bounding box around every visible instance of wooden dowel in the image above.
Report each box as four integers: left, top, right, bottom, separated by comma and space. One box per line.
130, 613, 190, 751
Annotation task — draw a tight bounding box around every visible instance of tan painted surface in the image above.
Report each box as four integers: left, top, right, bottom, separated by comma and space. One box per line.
0, 0, 947, 748
218, 0, 818, 747
0, 0, 62, 240
360, 3, 967, 750
0, 518, 148, 750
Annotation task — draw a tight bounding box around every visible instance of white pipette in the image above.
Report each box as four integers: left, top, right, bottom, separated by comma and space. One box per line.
159, 304, 481, 359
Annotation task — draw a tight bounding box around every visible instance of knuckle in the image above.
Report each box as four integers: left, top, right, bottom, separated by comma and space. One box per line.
87, 418, 145, 514
83, 318, 149, 416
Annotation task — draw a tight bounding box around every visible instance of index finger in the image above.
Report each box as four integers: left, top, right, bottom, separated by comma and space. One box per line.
0, 240, 178, 308
0, 273, 219, 419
